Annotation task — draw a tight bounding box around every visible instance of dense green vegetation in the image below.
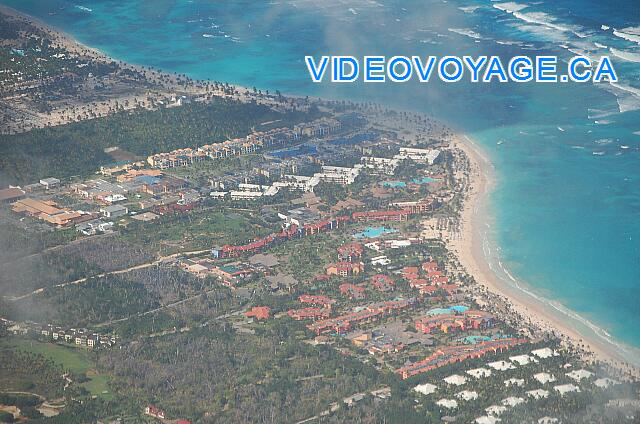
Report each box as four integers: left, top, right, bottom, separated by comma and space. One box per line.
0, 99, 319, 184
96, 322, 391, 423
0, 346, 64, 398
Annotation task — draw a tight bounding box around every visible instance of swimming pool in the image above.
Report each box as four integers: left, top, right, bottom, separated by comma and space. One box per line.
411, 176, 437, 185
382, 181, 407, 188
427, 305, 469, 316
353, 226, 398, 239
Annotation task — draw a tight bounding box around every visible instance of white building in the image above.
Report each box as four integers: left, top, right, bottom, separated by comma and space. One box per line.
413, 383, 437, 396
533, 373, 556, 384
100, 204, 128, 218
531, 347, 557, 359
360, 156, 400, 175
554, 384, 580, 396
443, 374, 467, 386
466, 368, 492, 379
485, 405, 507, 416
398, 147, 440, 165
504, 378, 524, 387
509, 354, 536, 365
436, 399, 458, 409
566, 369, 594, 382
315, 165, 361, 185
487, 360, 516, 371
230, 191, 263, 200
456, 390, 479, 401
39, 177, 61, 190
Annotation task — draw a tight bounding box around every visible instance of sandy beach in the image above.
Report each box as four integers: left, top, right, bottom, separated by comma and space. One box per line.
450, 134, 640, 377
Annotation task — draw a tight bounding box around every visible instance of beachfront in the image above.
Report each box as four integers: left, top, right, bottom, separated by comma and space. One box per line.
446, 135, 640, 376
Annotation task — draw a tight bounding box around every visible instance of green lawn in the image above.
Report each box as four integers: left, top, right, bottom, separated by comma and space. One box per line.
0, 338, 112, 398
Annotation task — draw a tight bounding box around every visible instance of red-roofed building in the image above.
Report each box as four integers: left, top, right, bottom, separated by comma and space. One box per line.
415, 315, 466, 334
427, 270, 443, 279
421, 261, 438, 272
288, 307, 331, 321
245, 306, 271, 320
396, 338, 528, 379
299, 294, 335, 309
337, 242, 364, 262
352, 209, 410, 222
339, 283, 366, 299
403, 266, 419, 275
409, 278, 430, 288
402, 266, 420, 282
371, 274, 394, 292
463, 310, 495, 329
432, 276, 449, 285
418, 285, 439, 295
441, 284, 460, 295
307, 299, 413, 335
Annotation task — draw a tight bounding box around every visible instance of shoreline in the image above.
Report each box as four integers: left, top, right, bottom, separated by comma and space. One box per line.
451, 134, 640, 376
3, 1, 639, 378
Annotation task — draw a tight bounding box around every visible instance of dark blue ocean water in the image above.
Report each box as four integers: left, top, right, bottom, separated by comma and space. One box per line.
3, 0, 639, 360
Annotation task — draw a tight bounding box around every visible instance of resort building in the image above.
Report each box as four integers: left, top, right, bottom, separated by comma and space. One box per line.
144, 406, 166, 420
352, 209, 410, 222
327, 261, 365, 277
315, 165, 361, 185
287, 307, 331, 321
11, 198, 86, 227
293, 117, 341, 138
245, 306, 271, 320
299, 294, 335, 309
396, 338, 528, 379
397, 147, 441, 165
0, 187, 25, 203
337, 242, 364, 262
39, 177, 61, 190
100, 204, 128, 218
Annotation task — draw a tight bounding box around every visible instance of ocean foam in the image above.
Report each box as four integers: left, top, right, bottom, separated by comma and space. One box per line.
458, 5, 482, 13
512, 11, 574, 33
609, 47, 640, 63
594, 138, 613, 145
74, 5, 92, 12
448, 28, 483, 40
607, 82, 640, 113
493, 2, 529, 13
613, 27, 640, 45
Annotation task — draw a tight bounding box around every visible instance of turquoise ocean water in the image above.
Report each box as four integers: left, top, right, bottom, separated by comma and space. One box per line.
3, 0, 639, 362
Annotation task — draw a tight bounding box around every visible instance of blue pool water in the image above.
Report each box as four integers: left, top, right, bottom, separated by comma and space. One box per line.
354, 226, 398, 239
382, 181, 407, 188
2, 0, 639, 363
411, 176, 437, 185
427, 305, 470, 316
461, 335, 492, 344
